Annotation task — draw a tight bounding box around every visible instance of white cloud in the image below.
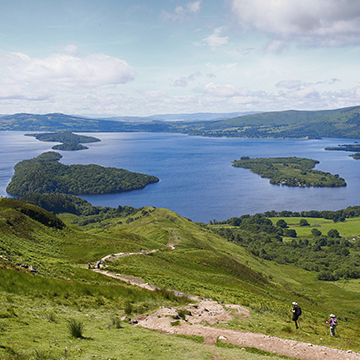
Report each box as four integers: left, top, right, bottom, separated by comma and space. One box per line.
203, 82, 249, 97
276, 79, 341, 90
161, 1, 202, 21
231, 0, 360, 47
276, 80, 306, 90
187, 1, 201, 13
0, 51, 136, 88
171, 76, 189, 87
170, 72, 203, 87
195, 27, 229, 48
198, 81, 360, 112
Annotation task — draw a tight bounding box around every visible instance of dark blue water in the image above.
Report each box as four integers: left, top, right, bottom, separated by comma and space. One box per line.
1, 131, 360, 222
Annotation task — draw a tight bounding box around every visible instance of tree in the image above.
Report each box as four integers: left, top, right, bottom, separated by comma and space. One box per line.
328, 229, 340, 238
276, 219, 288, 228
311, 228, 322, 237
299, 218, 309, 226
284, 228, 297, 238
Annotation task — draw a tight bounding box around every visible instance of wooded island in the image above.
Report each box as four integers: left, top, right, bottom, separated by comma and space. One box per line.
25, 131, 101, 151
232, 156, 346, 187
6, 151, 159, 196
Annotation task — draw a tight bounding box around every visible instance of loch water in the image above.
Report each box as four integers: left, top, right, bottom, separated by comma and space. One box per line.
1, 131, 360, 223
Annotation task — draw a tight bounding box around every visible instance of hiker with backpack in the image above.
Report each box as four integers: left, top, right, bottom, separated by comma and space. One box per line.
326, 314, 338, 336
292, 301, 302, 329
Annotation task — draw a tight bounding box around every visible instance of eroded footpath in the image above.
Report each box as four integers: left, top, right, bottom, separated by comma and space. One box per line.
93, 254, 360, 360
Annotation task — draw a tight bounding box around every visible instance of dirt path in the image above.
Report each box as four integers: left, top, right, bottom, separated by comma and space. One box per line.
93, 254, 360, 360
133, 300, 360, 360
100, 249, 158, 262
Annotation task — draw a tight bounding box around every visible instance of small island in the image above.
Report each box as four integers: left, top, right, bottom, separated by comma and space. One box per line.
6, 151, 159, 196
325, 143, 360, 152
325, 143, 360, 160
350, 153, 360, 159
232, 156, 346, 187
25, 131, 101, 151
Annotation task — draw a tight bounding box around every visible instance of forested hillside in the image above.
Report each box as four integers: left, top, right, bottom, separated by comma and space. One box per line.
2, 105, 360, 138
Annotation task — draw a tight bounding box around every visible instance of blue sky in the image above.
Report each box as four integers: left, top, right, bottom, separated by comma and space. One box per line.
1, 0, 360, 116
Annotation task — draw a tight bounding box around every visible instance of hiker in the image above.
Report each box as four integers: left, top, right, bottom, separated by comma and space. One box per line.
88, 263, 91, 269
326, 314, 337, 336
292, 301, 302, 329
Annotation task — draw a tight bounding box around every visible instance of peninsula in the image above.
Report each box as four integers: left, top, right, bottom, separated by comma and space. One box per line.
6, 151, 159, 196
232, 156, 346, 187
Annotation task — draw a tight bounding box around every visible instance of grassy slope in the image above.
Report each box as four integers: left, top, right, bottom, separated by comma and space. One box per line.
1, 199, 360, 358
79, 207, 360, 350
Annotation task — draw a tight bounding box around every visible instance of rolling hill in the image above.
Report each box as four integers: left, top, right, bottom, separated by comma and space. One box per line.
1, 106, 360, 138
2, 195, 360, 358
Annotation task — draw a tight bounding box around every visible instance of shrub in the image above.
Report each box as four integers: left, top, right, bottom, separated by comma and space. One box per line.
124, 301, 133, 315
111, 316, 123, 329
311, 228, 322, 237
67, 318, 85, 338
328, 229, 340, 238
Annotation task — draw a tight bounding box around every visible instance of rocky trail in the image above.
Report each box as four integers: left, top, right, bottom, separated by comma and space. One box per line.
93, 251, 360, 360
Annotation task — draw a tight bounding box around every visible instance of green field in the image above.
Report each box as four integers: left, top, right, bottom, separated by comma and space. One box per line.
269, 216, 360, 239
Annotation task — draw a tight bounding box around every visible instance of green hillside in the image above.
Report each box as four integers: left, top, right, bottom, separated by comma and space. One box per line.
0, 112, 173, 132
2, 106, 360, 138
1, 196, 360, 358
180, 106, 360, 138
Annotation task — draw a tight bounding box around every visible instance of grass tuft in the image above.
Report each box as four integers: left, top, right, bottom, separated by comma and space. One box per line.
66, 318, 85, 338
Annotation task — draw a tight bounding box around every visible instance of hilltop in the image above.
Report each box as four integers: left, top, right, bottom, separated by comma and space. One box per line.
2, 105, 360, 138
1, 195, 360, 358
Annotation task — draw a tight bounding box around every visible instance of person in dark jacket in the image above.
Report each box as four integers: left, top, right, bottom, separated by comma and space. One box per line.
292, 301, 301, 329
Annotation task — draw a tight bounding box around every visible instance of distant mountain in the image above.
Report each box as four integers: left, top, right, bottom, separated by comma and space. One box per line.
1, 106, 360, 138
179, 106, 360, 139
101, 111, 258, 122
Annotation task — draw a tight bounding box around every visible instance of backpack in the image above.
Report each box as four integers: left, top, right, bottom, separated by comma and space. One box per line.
296, 306, 302, 316
331, 318, 337, 327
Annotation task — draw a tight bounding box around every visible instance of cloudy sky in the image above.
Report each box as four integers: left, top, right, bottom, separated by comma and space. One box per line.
1, 0, 360, 117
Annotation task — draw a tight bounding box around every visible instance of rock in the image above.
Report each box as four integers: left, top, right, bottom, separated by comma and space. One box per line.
218, 336, 227, 340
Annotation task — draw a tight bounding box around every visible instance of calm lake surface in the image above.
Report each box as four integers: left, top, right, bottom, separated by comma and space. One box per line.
1, 131, 360, 223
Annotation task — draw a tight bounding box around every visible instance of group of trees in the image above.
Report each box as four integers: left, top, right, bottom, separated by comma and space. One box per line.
232, 156, 346, 187
6, 152, 159, 196
211, 213, 360, 281
210, 206, 360, 225
19, 194, 139, 226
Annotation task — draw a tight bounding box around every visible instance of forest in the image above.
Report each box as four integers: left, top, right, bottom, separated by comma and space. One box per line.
211, 208, 360, 281
232, 156, 347, 187
6, 151, 159, 196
